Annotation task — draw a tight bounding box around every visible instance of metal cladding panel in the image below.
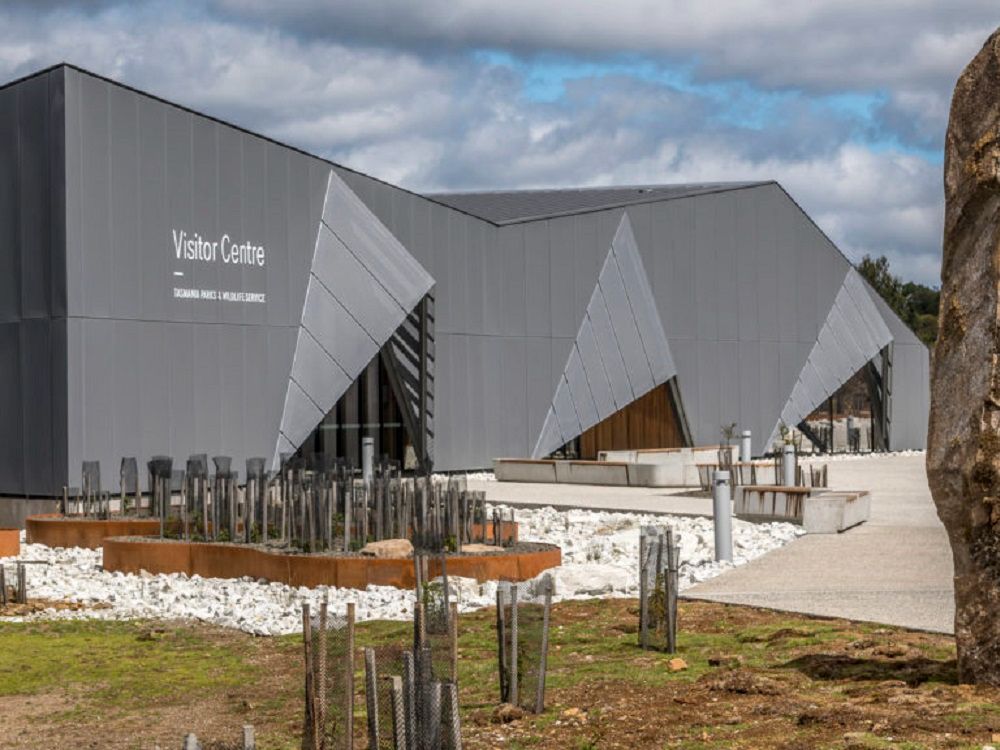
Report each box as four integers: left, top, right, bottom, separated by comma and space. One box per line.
480, 336, 504, 461
466, 334, 487, 466
0, 67, 68, 494
290, 329, 351, 403
694, 198, 719, 341
498, 337, 528, 457
499, 225, 526, 336
0, 324, 22, 489
573, 214, 601, 326
719, 340, 740, 426
20, 320, 54, 492
769, 268, 894, 444
300, 279, 378, 376
549, 218, 578, 338
280, 380, 324, 449
738, 341, 761, 432
219, 327, 247, 459
735, 194, 759, 341
533, 407, 565, 459
564, 346, 599, 429
191, 324, 222, 457
312, 224, 402, 343
466, 219, 487, 335
532, 214, 679, 456
587, 288, 633, 409
696, 340, 721, 443
575, 316, 616, 417
613, 218, 676, 382
0, 90, 19, 321
108, 85, 142, 320
660, 199, 697, 341
524, 338, 553, 453
322, 172, 432, 314
483, 221, 503, 336
524, 221, 551, 337
712, 197, 740, 343
891, 342, 930, 450
552, 377, 581, 441
275, 169, 433, 461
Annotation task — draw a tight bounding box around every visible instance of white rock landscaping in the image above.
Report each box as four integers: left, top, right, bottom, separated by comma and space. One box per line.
0, 506, 802, 635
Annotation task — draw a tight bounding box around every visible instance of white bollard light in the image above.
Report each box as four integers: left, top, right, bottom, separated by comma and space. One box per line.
740, 430, 752, 463
712, 470, 733, 562
782, 442, 796, 487
362, 436, 374, 486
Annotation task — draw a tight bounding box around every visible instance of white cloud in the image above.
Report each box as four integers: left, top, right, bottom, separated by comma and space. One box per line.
0, 1, 961, 285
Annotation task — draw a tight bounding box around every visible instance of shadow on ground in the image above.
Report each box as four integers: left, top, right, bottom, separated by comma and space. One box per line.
782, 653, 958, 686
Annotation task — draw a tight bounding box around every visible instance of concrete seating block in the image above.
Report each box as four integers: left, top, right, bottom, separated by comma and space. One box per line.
734, 485, 813, 522
802, 491, 871, 533
625, 462, 679, 487
555, 460, 630, 486
493, 458, 558, 483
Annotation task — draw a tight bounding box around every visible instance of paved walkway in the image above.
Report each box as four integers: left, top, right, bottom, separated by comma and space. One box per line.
472, 454, 955, 633
684, 454, 955, 633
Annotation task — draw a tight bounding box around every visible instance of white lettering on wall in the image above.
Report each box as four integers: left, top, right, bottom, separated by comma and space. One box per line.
172, 229, 266, 267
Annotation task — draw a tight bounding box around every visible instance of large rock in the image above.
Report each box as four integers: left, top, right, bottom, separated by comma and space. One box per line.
359, 539, 413, 558
929, 26, 1000, 684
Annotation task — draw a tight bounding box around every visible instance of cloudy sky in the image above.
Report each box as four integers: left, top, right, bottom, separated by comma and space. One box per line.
2, 1, 996, 285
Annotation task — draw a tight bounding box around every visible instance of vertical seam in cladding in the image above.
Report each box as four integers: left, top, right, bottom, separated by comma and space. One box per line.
596, 282, 636, 404
570, 341, 601, 430
609, 241, 658, 389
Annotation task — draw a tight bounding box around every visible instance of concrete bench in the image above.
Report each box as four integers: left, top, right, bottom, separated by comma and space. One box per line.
555, 460, 630, 486
734, 485, 813, 523
735, 485, 871, 533
493, 458, 558, 483
801, 490, 871, 533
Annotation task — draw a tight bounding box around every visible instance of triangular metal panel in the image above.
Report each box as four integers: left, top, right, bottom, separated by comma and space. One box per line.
532, 213, 678, 458
274, 170, 435, 467
767, 267, 893, 446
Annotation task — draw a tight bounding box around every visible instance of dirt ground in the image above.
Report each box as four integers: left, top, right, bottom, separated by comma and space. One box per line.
1, 598, 997, 749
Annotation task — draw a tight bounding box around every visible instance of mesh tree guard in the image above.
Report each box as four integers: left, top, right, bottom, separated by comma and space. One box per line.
496, 575, 553, 714
303, 601, 356, 750
638, 526, 679, 653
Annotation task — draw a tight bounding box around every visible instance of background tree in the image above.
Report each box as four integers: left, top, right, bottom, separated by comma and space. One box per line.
857, 254, 939, 347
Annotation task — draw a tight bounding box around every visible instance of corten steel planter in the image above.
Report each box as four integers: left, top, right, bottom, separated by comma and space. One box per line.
26, 515, 161, 549
102, 537, 560, 590
0, 528, 19, 557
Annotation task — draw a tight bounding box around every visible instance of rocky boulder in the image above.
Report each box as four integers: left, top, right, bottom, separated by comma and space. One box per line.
359, 539, 414, 559
929, 26, 1000, 684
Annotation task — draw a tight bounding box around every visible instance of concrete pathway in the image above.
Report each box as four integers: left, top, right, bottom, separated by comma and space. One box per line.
684, 453, 955, 633
473, 453, 955, 633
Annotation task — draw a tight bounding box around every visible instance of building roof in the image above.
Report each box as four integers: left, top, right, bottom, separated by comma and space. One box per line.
427, 182, 770, 225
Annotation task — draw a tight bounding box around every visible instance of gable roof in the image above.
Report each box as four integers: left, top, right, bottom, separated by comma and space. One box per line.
427, 182, 769, 225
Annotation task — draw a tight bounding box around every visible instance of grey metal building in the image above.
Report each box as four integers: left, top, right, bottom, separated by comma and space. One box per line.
0, 63, 929, 497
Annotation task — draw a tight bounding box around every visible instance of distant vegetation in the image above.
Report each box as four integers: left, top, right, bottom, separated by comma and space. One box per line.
857, 254, 939, 347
